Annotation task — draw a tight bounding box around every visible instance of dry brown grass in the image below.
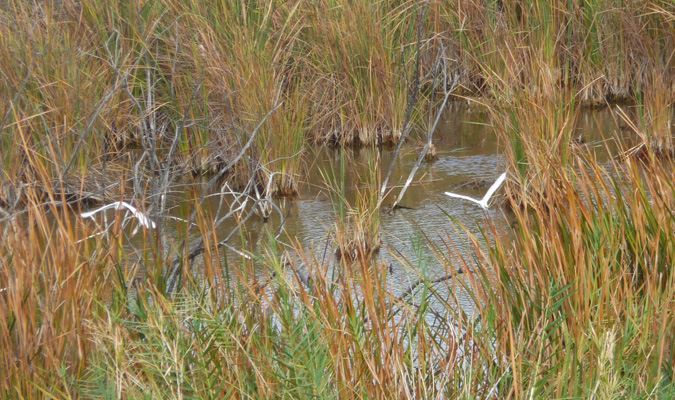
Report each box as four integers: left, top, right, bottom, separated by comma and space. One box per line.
2, 0, 675, 398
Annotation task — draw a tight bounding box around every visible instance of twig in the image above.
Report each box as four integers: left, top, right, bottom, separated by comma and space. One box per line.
164, 88, 285, 295
393, 62, 459, 209
395, 270, 464, 305
379, 1, 429, 204
61, 45, 150, 179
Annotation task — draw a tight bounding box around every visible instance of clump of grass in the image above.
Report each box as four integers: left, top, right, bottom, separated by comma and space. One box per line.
0, 193, 133, 397
485, 47, 580, 209
493, 89, 580, 209
436, 0, 675, 106
165, 0, 309, 193
632, 69, 675, 157
319, 148, 381, 263
4, 0, 674, 208
302, 0, 419, 145
457, 152, 675, 398
44, 206, 462, 398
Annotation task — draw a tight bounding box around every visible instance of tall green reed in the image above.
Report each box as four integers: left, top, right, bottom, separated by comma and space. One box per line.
319, 147, 381, 262
458, 152, 675, 398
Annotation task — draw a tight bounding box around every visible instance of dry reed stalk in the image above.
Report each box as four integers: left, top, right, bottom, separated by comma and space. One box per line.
0, 193, 124, 397
462, 150, 675, 398
641, 69, 674, 156
3, 1, 675, 398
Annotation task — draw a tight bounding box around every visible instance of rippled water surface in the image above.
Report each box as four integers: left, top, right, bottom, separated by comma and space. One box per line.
68, 103, 627, 314
189, 103, 626, 312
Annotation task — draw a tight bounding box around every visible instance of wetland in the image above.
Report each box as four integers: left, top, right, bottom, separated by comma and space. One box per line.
2, 1, 675, 398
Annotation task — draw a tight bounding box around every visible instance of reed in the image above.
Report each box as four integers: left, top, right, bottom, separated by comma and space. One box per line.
0, 189, 135, 397
3, 0, 674, 204
302, 0, 419, 145
481, 38, 580, 209
3, 137, 675, 398
3, 0, 675, 398
319, 148, 381, 263
0, 191, 451, 398
632, 69, 675, 157
453, 152, 675, 398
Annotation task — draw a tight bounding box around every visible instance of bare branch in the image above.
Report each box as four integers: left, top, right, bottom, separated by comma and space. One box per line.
393, 66, 459, 209
379, 1, 429, 204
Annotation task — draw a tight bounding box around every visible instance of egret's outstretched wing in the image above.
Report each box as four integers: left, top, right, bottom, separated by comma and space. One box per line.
118, 202, 156, 229
444, 192, 482, 206
81, 203, 121, 219
481, 172, 507, 204
81, 201, 156, 229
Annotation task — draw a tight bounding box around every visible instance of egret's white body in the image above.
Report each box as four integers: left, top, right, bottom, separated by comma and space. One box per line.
81, 201, 156, 229
445, 172, 507, 210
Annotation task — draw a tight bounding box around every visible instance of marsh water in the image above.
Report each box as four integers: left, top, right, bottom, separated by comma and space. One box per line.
180, 103, 625, 313
80, 102, 627, 313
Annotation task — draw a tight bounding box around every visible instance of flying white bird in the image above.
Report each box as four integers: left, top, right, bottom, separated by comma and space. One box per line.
81, 201, 156, 229
445, 172, 507, 210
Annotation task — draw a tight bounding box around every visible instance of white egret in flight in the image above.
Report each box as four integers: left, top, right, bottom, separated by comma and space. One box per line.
81, 201, 156, 229
444, 172, 507, 210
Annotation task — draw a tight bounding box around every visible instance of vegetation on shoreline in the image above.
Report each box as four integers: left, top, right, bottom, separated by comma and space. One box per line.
1, 0, 675, 398
2, 0, 673, 199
